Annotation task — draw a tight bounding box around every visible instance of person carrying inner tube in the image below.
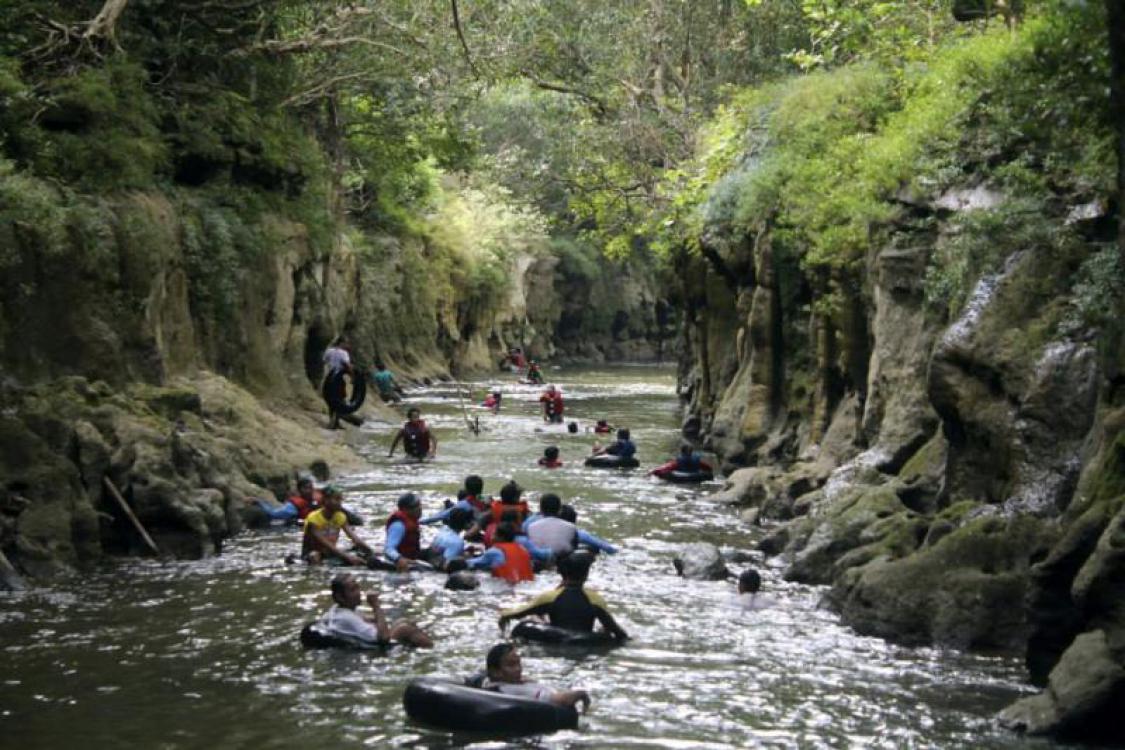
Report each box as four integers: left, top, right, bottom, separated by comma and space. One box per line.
313, 573, 433, 648
592, 428, 636, 459
539, 385, 564, 423
650, 444, 712, 479
302, 486, 373, 566
481, 643, 590, 711
384, 492, 427, 573
389, 407, 438, 460
498, 552, 629, 642
467, 522, 535, 582
322, 336, 352, 430
537, 445, 563, 469
250, 472, 320, 523
525, 494, 577, 559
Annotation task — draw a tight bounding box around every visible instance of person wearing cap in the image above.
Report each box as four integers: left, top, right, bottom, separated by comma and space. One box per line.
498, 552, 628, 640
385, 492, 424, 573
302, 485, 373, 565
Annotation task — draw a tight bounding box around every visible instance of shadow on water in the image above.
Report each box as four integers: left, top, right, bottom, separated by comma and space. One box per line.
0, 365, 1073, 749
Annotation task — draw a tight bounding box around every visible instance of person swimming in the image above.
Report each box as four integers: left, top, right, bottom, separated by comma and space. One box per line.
538, 446, 563, 468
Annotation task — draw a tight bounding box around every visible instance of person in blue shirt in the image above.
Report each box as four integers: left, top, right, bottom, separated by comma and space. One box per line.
594, 428, 636, 459
369, 361, 403, 403
424, 507, 473, 571
384, 493, 423, 573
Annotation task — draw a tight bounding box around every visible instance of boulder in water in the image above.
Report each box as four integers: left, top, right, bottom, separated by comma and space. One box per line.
673, 543, 729, 581
445, 571, 480, 591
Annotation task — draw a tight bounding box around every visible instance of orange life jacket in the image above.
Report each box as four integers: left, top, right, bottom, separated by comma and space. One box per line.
490, 500, 530, 525
492, 542, 534, 582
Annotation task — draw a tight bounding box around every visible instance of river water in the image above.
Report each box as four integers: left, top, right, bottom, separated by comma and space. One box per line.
0, 366, 1067, 749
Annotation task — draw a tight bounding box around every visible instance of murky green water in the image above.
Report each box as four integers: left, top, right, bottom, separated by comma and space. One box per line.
1, 366, 1067, 748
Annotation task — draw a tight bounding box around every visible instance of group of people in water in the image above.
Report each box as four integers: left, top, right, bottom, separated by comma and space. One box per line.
292, 343, 752, 718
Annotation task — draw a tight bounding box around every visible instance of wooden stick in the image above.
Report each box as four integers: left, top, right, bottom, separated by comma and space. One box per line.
102, 476, 160, 555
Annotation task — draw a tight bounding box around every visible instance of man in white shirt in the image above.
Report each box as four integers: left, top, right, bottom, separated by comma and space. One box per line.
311, 573, 433, 648
322, 336, 353, 429
526, 493, 577, 558
481, 643, 589, 711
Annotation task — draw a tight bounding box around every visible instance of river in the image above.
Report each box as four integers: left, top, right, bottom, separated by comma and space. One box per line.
0, 365, 1067, 748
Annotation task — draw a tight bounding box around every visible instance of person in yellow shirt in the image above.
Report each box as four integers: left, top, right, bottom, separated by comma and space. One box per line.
302, 486, 374, 565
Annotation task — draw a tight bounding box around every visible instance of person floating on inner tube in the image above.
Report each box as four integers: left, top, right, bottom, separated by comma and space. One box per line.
312, 573, 433, 648
322, 336, 352, 430
250, 472, 321, 523
385, 492, 425, 573
539, 385, 564, 423
302, 486, 373, 566
498, 552, 629, 642
481, 643, 590, 711
650, 444, 713, 479
466, 522, 536, 582
538, 446, 563, 469
482, 389, 502, 413
369, 361, 404, 404
389, 407, 438, 460
593, 419, 613, 434
526, 361, 545, 385
592, 428, 636, 459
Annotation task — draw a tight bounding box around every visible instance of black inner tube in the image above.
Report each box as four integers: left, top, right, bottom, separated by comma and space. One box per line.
510, 620, 617, 647
584, 454, 639, 469
403, 677, 578, 734
299, 622, 389, 652
322, 369, 366, 415
659, 469, 714, 484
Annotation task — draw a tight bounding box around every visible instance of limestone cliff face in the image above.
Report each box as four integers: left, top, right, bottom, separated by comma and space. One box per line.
685, 183, 1125, 736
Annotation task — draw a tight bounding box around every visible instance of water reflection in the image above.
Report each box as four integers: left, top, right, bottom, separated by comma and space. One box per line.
0, 366, 1063, 749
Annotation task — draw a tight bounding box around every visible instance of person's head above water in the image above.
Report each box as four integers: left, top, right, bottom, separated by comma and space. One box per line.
296, 473, 315, 497
546, 384, 556, 393
738, 568, 762, 595
321, 485, 344, 512
464, 475, 484, 496
375, 361, 387, 371
544, 446, 560, 461
616, 428, 631, 441
559, 504, 578, 524
539, 493, 562, 516
486, 642, 521, 682
567, 421, 578, 433
330, 573, 362, 608
446, 507, 473, 532
499, 481, 522, 504
680, 443, 695, 456
398, 492, 422, 518
558, 551, 594, 584
406, 407, 421, 422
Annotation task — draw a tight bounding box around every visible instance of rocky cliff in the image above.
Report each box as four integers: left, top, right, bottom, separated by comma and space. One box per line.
678, 10, 1125, 743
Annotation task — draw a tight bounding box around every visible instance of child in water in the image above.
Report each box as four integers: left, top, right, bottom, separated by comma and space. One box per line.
482, 390, 502, 413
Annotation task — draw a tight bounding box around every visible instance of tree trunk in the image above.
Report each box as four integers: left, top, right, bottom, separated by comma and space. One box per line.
83, 0, 129, 42
1107, 0, 1125, 258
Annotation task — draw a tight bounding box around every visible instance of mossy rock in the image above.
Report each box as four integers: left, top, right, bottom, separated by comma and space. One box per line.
832, 513, 1059, 649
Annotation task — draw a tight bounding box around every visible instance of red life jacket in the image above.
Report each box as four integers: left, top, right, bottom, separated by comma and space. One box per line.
465, 494, 489, 513
287, 489, 322, 520
403, 420, 430, 457
538, 458, 563, 468
492, 542, 534, 582
490, 500, 530, 525
385, 510, 421, 559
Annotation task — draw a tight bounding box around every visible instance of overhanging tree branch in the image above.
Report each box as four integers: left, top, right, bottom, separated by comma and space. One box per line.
450, 0, 480, 77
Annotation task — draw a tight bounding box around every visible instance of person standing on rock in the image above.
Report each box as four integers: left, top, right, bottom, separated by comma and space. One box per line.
302, 486, 373, 566
388, 407, 437, 460
322, 336, 352, 430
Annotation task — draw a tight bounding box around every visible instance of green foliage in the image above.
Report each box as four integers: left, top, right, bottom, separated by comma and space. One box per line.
1062, 245, 1125, 336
